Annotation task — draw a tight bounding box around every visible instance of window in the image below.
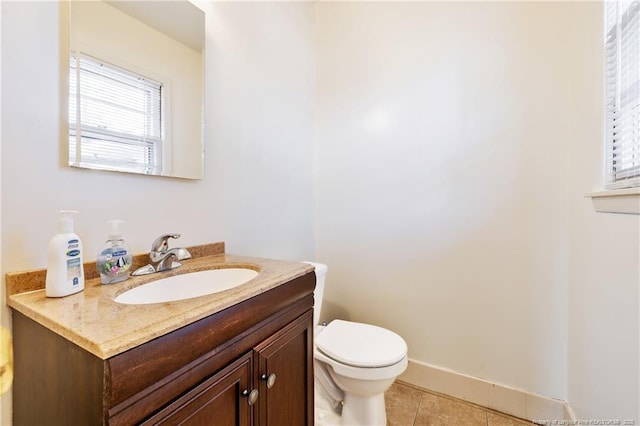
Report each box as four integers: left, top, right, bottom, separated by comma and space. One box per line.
69, 53, 163, 175
604, 0, 640, 189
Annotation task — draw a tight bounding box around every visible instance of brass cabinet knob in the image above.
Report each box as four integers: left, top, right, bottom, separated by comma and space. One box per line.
241, 389, 259, 406
261, 373, 276, 389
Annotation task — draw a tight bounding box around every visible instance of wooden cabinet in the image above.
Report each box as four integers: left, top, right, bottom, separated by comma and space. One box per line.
142, 313, 313, 426
255, 315, 312, 426
12, 271, 315, 426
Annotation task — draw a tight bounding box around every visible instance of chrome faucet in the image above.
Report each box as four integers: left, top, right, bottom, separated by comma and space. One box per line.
131, 234, 192, 276
150, 233, 192, 272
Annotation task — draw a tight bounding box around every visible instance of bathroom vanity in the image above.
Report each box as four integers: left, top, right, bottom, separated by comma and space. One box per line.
6, 243, 315, 425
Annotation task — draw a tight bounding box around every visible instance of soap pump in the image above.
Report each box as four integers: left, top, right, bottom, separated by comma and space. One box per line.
45, 210, 85, 297
96, 220, 133, 284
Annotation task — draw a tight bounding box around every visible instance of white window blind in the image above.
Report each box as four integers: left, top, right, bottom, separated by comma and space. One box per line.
69, 53, 163, 175
605, 0, 640, 189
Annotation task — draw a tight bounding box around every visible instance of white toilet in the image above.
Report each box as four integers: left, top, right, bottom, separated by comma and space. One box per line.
304, 262, 408, 426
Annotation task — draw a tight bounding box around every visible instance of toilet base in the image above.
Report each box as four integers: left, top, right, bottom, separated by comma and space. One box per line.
315, 405, 342, 426
315, 379, 342, 426
314, 385, 388, 426
341, 393, 386, 426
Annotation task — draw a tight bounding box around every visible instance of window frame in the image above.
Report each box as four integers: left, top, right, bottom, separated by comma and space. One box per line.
588, 1, 640, 214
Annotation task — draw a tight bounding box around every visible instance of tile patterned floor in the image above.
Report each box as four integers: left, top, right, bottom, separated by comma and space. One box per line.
385, 381, 535, 426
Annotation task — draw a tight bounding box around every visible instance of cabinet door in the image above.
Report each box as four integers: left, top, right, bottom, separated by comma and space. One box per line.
254, 311, 314, 426
142, 353, 254, 426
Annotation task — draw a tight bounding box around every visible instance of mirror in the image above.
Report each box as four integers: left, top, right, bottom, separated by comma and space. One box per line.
68, 0, 205, 180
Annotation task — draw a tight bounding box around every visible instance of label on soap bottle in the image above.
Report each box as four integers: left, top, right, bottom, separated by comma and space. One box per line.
66, 239, 81, 286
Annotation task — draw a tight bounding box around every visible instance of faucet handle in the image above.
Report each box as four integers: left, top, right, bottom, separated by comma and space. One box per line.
151, 234, 181, 253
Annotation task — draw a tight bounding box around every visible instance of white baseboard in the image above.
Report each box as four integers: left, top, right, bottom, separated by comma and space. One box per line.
398, 358, 568, 422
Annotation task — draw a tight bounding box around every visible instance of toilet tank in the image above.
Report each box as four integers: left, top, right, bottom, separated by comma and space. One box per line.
302, 261, 327, 325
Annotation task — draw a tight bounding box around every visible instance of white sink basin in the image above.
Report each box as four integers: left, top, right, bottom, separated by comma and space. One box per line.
114, 268, 259, 305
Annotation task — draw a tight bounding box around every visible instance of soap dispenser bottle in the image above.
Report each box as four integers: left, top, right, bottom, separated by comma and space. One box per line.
96, 220, 133, 284
46, 210, 85, 297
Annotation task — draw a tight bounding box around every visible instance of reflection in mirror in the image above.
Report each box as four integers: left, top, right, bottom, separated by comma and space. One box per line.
68, 0, 205, 180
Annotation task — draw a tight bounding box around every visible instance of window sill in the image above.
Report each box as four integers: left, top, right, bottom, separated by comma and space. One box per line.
585, 188, 640, 215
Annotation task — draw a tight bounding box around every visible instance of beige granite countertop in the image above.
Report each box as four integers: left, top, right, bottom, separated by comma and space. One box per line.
5, 242, 314, 360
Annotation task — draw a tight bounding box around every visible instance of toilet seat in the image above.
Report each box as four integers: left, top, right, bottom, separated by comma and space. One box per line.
314, 319, 408, 381
315, 320, 407, 368
315, 348, 408, 381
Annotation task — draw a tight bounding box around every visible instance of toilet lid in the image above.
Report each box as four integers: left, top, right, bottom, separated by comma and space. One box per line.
315, 320, 407, 368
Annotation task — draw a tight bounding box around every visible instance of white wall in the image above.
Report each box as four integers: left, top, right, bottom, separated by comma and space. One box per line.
0, 2, 316, 424
316, 1, 639, 419
316, 1, 570, 400
202, 1, 316, 260
566, 3, 640, 421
